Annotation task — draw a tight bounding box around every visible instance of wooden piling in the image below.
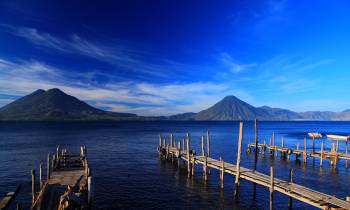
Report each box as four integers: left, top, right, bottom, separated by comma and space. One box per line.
288, 168, 293, 210
312, 136, 315, 154
201, 135, 205, 157
207, 130, 211, 157
282, 136, 284, 148
191, 154, 195, 176
159, 134, 162, 147
182, 138, 185, 152
303, 137, 307, 163
220, 157, 224, 189
170, 133, 173, 147
234, 122, 244, 198
203, 155, 208, 181
178, 141, 181, 167
47, 153, 51, 180
39, 163, 42, 189
320, 142, 324, 167
186, 133, 191, 176
270, 166, 274, 210
31, 169, 36, 204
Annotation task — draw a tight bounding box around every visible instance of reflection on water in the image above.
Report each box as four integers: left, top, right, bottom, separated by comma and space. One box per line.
1, 121, 350, 209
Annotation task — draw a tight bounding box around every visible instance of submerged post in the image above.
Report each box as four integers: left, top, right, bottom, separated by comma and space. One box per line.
253, 118, 258, 199
234, 122, 244, 199
288, 168, 293, 210
282, 135, 285, 148
270, 166, 274, 210
31, 169, 36, 204
312, 136, 315, 154
177, 141, 181, 168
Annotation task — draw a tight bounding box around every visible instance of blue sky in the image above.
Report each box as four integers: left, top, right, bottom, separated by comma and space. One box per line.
0, 0, 350, 115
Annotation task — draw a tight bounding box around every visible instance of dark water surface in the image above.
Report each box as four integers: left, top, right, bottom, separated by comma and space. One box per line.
1, 121, 350, 210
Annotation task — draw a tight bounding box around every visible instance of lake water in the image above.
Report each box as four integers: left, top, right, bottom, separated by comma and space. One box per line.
1, 121, 350, 209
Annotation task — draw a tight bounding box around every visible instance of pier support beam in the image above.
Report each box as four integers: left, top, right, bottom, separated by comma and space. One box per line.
303, 137, 307, 163
270, 166, 274, 210
178, 141, 181, 168
31, 169, 36, 204
47, 153, 51, 180
234, 122, 244, 199
220, 157, 224, 189
203, 155, 207, 181
170, 133, 173, 147
39, 163, 42, 189
186, 133, 191, 176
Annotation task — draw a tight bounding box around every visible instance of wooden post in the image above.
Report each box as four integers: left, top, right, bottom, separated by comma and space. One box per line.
16, 203, 22, 210
288, 168, 293, 210
178, 141, 181, 168
39, 163, 42, 189
272, 132, 275, 146
336, 140, 339, 152
159, 134, 162, 147
187, 133, 191, 176
203, 155, 208, 181
312, 136, 315, 154
47, 153, 51, 180
234, 122, 244, 198
320, 141, 324, 167
220, 157, 224, 189
191, 154, 195, 176
253, 118, 258, 200
56, 145, 60, 160
206, 130, 211, 157
346, 141, 349, 169
170, 133, 173, 147
31, 169, 36, 204
201, 135, 205, 157
282, 136, 284, 148
270, 166, 274, 210
303, 137, 307, 163
182, 138, 185, 152
88, 176, 92, 204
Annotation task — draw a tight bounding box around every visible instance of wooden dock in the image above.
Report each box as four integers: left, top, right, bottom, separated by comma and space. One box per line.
247, 132, 350, 168
30, 146, 92, 210
157, 122, 350, 210
0, 186, 20, 210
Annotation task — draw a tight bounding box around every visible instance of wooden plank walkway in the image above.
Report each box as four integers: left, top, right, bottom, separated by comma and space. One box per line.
158, 123, 350, 210
31, 146, 92, 210
0, 186, 20, 210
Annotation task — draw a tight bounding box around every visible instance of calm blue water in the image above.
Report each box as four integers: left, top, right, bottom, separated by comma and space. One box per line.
1, 121, 350, 210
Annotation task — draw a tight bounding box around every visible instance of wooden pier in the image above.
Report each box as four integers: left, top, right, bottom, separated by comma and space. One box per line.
0, 186, 20, 210
157, 122, 350, 210
247, 133, 350, 169
30, 146, 92, 210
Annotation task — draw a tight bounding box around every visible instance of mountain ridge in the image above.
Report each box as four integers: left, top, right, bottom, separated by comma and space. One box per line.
1, 89, 350, 121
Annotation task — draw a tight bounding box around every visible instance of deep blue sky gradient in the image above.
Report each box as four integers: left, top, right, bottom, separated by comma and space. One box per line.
0, 0, 349, 115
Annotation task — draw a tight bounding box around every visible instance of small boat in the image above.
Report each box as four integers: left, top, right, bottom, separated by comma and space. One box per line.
0, 185, 20, 210
308, 133, 322, 138
326, 134, 350, 141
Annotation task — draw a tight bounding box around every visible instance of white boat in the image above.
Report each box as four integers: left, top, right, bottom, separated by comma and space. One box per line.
326, 134, 350, 141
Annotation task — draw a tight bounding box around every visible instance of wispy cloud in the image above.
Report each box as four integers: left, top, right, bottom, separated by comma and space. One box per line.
0, 24, 208, 80
220, 53, 256, 73
0, 57, 248, 115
